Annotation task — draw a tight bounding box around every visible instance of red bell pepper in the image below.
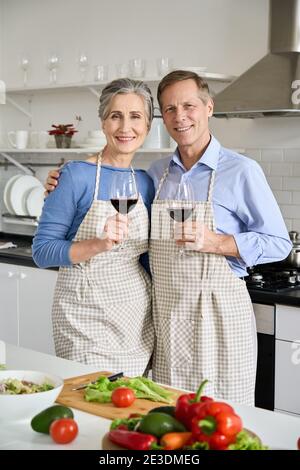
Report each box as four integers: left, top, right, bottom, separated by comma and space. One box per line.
175, 380, 213, 430
191, 401, 243, 450
108, 429, 157, 450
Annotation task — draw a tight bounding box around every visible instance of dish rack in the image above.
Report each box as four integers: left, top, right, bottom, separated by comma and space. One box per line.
2, 213, 38, 227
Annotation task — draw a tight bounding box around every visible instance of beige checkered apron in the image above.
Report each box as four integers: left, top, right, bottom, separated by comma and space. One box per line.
52, 154, 154, 376
150, 167, 256, 405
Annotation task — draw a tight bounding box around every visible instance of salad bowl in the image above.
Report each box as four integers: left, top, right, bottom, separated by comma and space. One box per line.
0, 370, 63, 422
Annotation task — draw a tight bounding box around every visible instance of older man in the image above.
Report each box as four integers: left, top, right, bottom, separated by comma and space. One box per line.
147, 70, 291, 405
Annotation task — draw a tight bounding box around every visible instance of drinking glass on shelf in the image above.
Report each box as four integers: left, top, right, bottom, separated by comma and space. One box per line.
129, 58, 146, 79
115, 63, 128, 78
168, 179, 195, 256
78, 52, 89, 82
110, 172, 138, 248
47, 53, 60, 84
94, 64, 108, 82
20, 55, 30, 87
156, 57, 173, 77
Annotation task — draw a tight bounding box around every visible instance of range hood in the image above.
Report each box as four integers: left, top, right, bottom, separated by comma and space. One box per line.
214, 0, 300, 118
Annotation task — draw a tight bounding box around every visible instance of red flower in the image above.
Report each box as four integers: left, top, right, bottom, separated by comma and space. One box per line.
48, 124, 78, 136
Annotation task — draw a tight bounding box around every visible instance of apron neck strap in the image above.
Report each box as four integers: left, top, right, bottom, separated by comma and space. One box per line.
93, 152, 102, 201
207, 170, 216, 203
154, 167, 169, 201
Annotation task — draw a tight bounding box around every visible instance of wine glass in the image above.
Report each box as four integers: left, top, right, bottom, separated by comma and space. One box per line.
169, 179, 195, 255
78, 53, 89, 82
20, 55, 30, 87
110, 172, 139, 248
110, 172, 138, 215
47, 53, 59, 84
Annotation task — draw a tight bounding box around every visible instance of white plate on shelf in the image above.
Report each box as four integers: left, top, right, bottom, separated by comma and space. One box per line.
25, 185, 45, 217
78, 143, 104, 149
181, 66, 207, 74
9, 175, 42, 216
3, 174, 22, 214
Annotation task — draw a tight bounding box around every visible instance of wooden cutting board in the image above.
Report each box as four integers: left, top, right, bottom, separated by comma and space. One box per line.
56, 371, 182, 421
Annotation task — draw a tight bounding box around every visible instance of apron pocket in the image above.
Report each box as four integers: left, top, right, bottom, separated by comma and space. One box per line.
157, 313, 194, 369
102, 299, 154, 355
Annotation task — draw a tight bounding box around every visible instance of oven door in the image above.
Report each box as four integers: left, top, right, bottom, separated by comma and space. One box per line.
253, 303, 275, 411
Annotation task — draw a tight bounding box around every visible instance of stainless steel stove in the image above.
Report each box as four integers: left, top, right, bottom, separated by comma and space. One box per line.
246, 265, 300, 292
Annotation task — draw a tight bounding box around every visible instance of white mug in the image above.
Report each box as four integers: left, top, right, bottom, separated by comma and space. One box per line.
30, 131, 49, 149
8, 130, 29, 149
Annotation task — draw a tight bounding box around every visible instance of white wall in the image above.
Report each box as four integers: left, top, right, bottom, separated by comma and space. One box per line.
0, 0, 3, 146
0, 0, 269, 142
1, 0, 268, 85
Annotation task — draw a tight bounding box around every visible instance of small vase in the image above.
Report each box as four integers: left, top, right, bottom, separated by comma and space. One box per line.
55, 134, 72, 148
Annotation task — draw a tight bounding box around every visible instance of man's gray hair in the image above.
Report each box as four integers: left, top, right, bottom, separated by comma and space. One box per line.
98, 78, 154, 127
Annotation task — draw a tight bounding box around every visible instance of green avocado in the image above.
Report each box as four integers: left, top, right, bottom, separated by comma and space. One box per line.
148, 406, 176, 417
138, 412, 186, 438
31, 405, 74, 434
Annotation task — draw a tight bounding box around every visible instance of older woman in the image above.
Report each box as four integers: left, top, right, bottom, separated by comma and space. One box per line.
32, 79, 155, 376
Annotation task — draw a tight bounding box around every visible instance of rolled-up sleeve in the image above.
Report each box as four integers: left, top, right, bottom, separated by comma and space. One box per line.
32, 165, 76, 268
233, 161, 292, 267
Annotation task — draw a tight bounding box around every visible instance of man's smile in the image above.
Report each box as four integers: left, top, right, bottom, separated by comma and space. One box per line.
175, 125, 193, 133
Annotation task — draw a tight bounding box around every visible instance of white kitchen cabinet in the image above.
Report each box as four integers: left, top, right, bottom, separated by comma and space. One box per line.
276, 304, 300, 342
18, 265, 57, 355
275, 304, 300, 416
0, 263, 57, 355
0, 264, 19, 344
275, 339, 300, 415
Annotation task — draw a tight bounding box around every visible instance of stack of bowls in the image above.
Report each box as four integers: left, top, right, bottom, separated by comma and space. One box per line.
79, 130, 106, 149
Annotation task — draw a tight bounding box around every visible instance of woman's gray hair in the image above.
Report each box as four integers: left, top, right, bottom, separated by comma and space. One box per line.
98, 78, 154, 127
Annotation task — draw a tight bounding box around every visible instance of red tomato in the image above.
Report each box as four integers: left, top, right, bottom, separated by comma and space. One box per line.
111, 387, 136, 408
50, 418, 78, 444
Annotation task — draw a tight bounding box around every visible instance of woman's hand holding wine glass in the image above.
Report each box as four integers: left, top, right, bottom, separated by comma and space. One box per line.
102, 213, 128, 249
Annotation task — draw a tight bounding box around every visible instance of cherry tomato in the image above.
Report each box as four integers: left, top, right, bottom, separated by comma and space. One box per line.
49, 418, 78, 444
111, 387, 136, 408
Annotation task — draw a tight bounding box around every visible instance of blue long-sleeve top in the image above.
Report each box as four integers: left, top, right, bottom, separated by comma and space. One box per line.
32, 161, 155, 272
147, 135, 292, 277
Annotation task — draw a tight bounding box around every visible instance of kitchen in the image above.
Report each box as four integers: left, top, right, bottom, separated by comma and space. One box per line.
0, 0, 300, 451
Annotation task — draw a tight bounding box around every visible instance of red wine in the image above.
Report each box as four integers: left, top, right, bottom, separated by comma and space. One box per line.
169, 208, 193, 222
111, 198, 138, 214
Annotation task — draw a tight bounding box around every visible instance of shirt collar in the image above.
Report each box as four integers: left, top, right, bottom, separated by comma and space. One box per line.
170, 135, 221, 171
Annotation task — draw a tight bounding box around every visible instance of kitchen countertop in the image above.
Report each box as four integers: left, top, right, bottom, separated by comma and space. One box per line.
0, 232, 57, 270
1, 343, 300, 450
0, 233, 36, 268
249, 288, 300, 307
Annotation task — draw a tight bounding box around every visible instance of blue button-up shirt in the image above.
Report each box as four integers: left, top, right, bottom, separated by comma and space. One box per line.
147, 135, 292, 277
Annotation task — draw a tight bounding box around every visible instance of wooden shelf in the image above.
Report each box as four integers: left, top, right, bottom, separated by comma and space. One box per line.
6, 73, 235, 95
0, 147, 174, 154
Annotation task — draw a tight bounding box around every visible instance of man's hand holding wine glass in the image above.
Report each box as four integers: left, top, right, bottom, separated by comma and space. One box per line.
102, 213, 129, 248
174, 221, 207, 251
